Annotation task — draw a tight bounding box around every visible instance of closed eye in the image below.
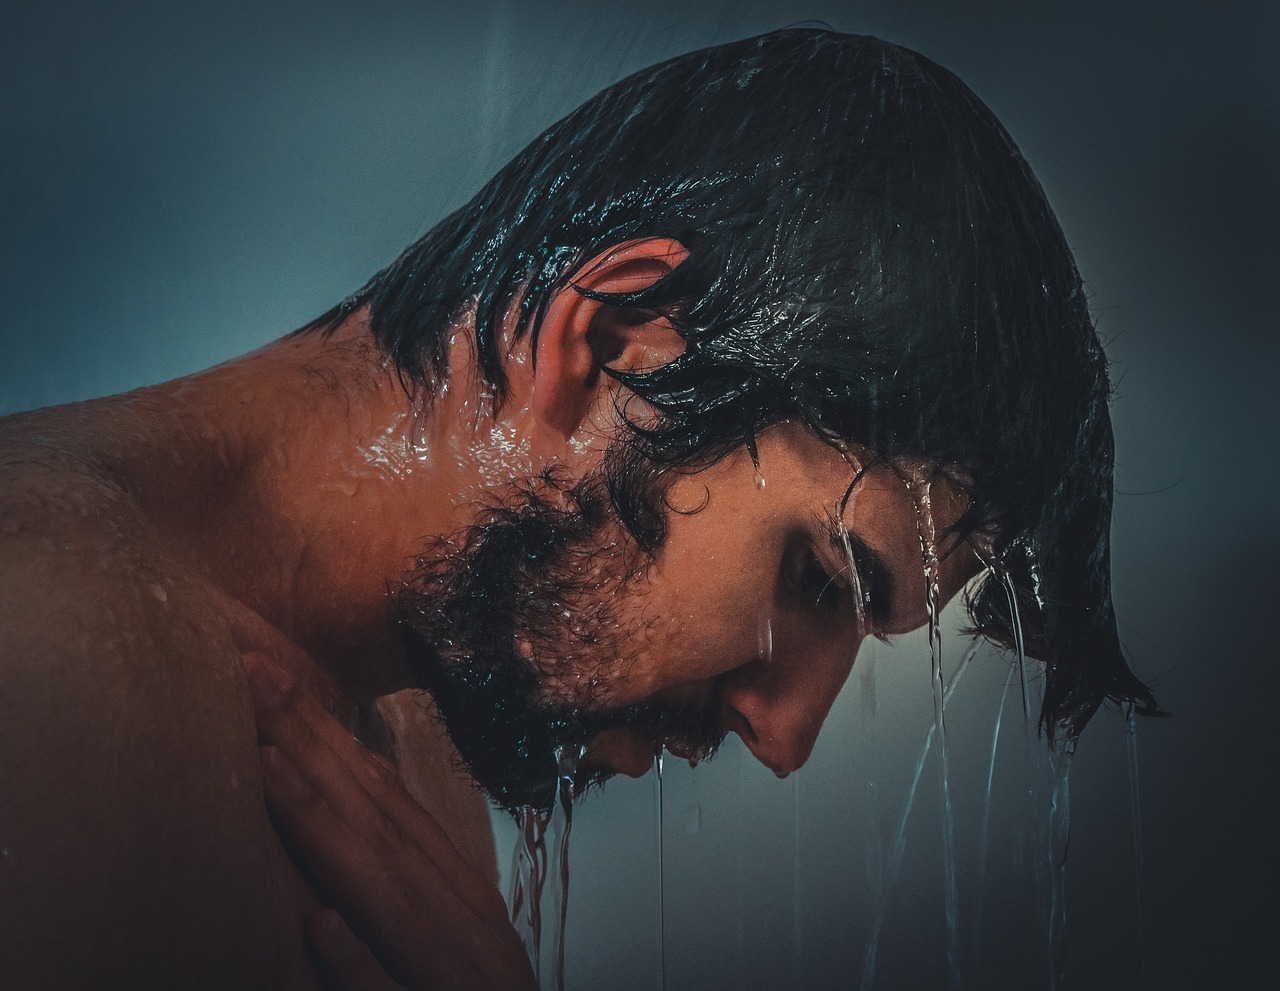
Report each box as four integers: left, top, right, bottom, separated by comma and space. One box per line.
793, 548, 847, 611
818, 511, 894, 635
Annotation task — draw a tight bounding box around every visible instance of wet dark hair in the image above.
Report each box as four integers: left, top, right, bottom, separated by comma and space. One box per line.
308, 28, 1160, 741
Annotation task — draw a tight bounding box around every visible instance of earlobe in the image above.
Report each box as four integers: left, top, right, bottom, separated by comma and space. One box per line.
531, 238, 689, 445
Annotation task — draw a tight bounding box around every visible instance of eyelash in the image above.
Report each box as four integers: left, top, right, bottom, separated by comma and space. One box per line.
795, 549, 844, 611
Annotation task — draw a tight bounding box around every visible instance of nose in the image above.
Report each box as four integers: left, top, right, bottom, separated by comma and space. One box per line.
719, 628, 861, 777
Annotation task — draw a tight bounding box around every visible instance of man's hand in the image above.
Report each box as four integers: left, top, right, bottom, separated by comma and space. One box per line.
242, 651, 536, 991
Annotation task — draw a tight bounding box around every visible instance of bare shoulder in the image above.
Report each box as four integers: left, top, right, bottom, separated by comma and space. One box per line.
0, 448, 319, 989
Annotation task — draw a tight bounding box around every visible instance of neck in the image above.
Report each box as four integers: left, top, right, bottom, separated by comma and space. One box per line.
94, 310, 537, 702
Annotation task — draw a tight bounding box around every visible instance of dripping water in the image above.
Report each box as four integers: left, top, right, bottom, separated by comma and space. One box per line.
859, 640, 979, 991
546, 746, 582, 991
1126, 703, 1147, 989
831, 453, 868, 636
972, 662, 1016, 959
999, 568, 1032, 724
913, 479, 961, 991
1046, 739, 1074, 991
508, 745, 581, 991
654, 749, 667, 991
791, 769, 803, 978
834, 512, 868, 637
509, 804, 550, 982
757, 611, 774, 665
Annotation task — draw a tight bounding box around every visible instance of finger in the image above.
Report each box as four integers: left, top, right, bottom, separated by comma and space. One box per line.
308, 909, 407, 991
243, 652, 511, 932
261, 745, 475, 988
261, 746, 533, 990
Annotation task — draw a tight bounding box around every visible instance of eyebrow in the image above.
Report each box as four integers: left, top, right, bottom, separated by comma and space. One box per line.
820, 512, 895, 629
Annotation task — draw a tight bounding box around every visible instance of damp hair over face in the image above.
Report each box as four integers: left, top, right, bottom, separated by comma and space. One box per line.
306, 28, 1161, 740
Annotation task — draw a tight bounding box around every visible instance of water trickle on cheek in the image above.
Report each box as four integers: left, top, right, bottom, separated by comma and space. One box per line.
834, 517, 867, 640
756, 611, 773, 664
833, 447, 869, 637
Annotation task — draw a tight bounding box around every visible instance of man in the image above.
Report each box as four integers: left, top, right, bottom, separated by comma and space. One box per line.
0, 28, 1156, 989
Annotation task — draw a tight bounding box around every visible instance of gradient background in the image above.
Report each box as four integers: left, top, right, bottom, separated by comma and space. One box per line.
2, 1, 1276, 988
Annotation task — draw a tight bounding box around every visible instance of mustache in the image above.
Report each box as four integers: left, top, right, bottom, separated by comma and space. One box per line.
570, 696, 729, 796
559, 686, 730, 795
594, 690, 728, 757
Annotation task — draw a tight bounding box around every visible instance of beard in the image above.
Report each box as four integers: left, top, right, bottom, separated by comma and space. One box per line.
396, 466, 726, 816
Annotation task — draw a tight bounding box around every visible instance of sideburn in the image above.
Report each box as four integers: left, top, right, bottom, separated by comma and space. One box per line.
397, 466, 652, 814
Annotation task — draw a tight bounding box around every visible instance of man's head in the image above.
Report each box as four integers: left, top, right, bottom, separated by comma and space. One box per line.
398, 423, 979, 814
308, 28, 1159, 809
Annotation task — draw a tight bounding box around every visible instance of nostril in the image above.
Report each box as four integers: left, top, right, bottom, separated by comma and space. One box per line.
723, 704, 801, 777
722, 705, 757, 747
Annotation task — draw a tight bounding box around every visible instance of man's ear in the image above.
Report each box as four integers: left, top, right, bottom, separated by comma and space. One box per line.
531, 237, 689, 442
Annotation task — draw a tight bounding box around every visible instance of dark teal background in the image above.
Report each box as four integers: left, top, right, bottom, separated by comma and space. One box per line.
3, 2, 1276, 987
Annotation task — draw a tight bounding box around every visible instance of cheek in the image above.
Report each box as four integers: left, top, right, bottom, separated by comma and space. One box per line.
616, 548, 775, 695
608, 467, 783, 697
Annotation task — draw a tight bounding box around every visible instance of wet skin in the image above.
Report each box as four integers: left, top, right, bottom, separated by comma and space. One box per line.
246, 425, 980, 990
392, 237, 984, 799
0, 238, 978, 986
0, 367, 976, 989
542, 423, 980, 783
